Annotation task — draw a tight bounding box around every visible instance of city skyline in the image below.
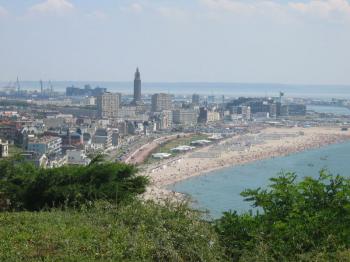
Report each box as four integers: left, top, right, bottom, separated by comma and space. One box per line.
0, 0, 350, 85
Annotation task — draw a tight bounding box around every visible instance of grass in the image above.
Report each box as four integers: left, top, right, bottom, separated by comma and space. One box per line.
144, 133, 209, 164
8, 144, 23, 157
0, 201, 225, 262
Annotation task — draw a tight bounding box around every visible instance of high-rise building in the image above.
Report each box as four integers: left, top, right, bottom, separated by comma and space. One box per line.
133, 68, 142, 104
198, 107, 221, 123
172, 109, 198, 126
152, 93, 172, 112
192, 94, 200, 105
97, 92, 122, 119
240, 106, 251, 120
208, 95, 215, 104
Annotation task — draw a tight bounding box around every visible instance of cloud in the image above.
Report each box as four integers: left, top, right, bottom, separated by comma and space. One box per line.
121, 3, 143, 14
201, 0, 256, 14
156, 6, 191, 20
0, 5, 9, 17
86, 10, 108, 20
29, 0, 74, 15
199, 0, 292, 22
199, 0, 350, 22
289, 0, 350, 19
130, 3, 143, 13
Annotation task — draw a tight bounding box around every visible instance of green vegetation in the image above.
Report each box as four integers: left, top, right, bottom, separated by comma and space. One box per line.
8, 144, 23, 157
0, 201, 224, 261
2, 156, 350, 261
155, 134, 208, 154
0, 156, 148, 211
215, 170, 350, 261
0, 99, 30, 107
145, 133, 209, 164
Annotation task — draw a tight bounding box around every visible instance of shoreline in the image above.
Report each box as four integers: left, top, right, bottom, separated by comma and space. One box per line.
169, 135, 350, 186
141, 127, 350, 202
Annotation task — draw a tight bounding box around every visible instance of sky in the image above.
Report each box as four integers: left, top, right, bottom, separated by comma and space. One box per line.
0, 0, 349, 85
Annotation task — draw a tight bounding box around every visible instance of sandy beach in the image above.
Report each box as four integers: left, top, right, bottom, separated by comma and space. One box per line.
140, 127, 350, 202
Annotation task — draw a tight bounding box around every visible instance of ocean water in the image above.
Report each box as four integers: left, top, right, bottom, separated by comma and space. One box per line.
169, 141, 350, 219
2, 81, 350, 98
307, 105, 350, 115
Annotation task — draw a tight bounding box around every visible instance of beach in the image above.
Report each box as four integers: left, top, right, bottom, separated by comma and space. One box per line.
140, 127, 350, 202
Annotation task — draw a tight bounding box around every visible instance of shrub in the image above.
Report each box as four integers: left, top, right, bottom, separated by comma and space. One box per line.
0, 200, 226, 261
0, 158, 148, 211
215, 171, 350, 261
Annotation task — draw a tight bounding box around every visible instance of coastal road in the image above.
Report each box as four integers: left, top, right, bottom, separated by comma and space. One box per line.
125, 134, 185, 165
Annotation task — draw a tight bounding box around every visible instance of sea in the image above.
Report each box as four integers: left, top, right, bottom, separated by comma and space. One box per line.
169, 141, 350, 219
2, 81, 350, 98
307, 105, 350, 115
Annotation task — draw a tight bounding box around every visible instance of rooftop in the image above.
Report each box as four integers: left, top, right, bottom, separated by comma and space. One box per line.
28, 136, 61, 144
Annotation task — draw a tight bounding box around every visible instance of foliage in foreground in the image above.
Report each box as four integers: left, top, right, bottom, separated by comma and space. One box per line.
215, 170, 350, 261
0, 157, 148, 211
0, 200, 225, 262
2, 154, 350, 262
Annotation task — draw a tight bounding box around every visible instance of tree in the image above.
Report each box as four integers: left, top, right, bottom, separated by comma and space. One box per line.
215, 171, 350, 261
0, 158, 148, 211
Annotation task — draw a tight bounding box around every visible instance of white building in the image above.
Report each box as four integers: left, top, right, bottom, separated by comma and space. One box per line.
171, 145, 195, 152
97, 92, 122, 119
67, 150, 91, 166
152, 153, 172, 159
92, 128, 113, 149
0, 139, 9, 158
27, 136, 62, 156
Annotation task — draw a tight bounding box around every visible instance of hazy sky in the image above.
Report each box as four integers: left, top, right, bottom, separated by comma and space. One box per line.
0, 0, 349, 84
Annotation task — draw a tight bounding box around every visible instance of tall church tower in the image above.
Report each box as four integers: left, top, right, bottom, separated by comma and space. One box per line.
133, 68, 142, 104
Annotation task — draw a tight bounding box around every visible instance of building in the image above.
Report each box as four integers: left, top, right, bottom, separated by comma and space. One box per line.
133, 68, 142, 104
248, 101, 270, 114
83, 96, 96, 106
112, 130, 120, 146
117, 106, 137, 119
117, 121, 128, 136
289, 104, 307, 116
48, 154, 68, 168
20, 151, 48, 168
97, 92, 122, 119
240, 106, 251, 120
269, 103, 277, 118
66, 85, 106, 97
27, 136, 62, 156
43, 118, 65, 129
152, 93, 172, 112
208, 95, 215, 104
61, 131, 83, 147
0, 139, 9, 158
66, 150, 90, 166
172, 109, 198, 126
155, 110, 173, 130
92, 128, 112, 149
192, 94, 200, 105
0, 121, 19, 143
198, 108, 221, 123
281, 104, 307, 116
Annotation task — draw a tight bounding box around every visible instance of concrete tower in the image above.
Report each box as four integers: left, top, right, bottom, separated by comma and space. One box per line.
133, 68, 142, 104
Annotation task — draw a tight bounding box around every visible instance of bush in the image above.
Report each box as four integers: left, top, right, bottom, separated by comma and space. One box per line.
0, 158, 148, 211
214, 170, 350, 261
0, 200, 225, 261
